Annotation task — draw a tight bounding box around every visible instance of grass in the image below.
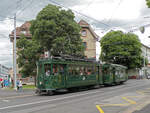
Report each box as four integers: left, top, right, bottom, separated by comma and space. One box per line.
23, 85, 36, 89
2, 84, 36, 90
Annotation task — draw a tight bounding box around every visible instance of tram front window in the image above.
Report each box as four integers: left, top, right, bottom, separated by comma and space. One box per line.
44, 64, 51, 76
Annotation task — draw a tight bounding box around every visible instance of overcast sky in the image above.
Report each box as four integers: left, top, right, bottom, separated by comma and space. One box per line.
0, 0, 150, 67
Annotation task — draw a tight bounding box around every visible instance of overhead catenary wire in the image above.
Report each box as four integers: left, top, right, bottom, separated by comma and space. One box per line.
79, 0, 95, 13
107, 0, 123, 24
0, 54, 13, 55
48, 0, 110, 28
16, 0, 33, 16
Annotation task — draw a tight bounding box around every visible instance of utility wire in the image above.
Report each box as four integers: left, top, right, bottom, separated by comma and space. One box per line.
107, 0, 123, 24
0, 54, 13, 55
79, 0, 95, 12
48, 0, 110, 27
16, 0, 33, 16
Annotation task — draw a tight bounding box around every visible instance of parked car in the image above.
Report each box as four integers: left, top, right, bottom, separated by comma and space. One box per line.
147, 75, 150, 79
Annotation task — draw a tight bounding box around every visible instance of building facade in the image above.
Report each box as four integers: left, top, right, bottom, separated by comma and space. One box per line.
128, 44, 150, 78
9, 21, 31, 78
141, 44, 150, 76
79, 20, 98, 58
0, 64, 10, 78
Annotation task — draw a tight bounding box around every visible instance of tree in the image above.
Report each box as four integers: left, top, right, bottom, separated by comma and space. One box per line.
17, 4, 84, 81
17, 35, 43, 83
30, 4, 84, 56
100, 31, 144, 69
146, 0, 150, 8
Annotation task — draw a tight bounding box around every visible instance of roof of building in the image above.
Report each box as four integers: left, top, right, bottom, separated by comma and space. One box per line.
78, 19, 99, 39
142, 43, 150, 49
9, 21, 31, 42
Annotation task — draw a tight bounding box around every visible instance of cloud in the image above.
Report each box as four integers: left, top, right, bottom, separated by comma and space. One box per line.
134, 27, 150, 46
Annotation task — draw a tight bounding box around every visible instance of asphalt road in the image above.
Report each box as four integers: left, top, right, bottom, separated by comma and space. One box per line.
0, 79, 150, 113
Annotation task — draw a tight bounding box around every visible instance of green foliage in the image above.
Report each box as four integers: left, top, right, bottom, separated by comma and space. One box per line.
146, 0, 150, 8
23, 85, 35, 89
17, 35, 43, 78
100, 31, 143, 69
145, 57, 148, 66
30, 4, 84, 56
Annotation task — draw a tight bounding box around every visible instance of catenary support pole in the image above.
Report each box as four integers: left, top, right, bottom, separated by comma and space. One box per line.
13, 13, 17, 90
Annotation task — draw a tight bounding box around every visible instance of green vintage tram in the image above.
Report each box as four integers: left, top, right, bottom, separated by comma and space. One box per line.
36, 57, 127, 95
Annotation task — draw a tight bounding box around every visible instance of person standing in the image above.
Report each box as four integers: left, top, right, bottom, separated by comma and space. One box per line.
18, 79, 23, 91
0, 80, 3, 88
0, 78, 2, 88
17, 80, 19, 90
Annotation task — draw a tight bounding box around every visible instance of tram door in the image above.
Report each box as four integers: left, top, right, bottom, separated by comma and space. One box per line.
44, 63, 52, 88
98, 65, 103, 85
37, 62, 45, 89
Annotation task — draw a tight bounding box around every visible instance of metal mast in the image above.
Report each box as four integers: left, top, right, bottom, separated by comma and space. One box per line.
13, 13, 17, 90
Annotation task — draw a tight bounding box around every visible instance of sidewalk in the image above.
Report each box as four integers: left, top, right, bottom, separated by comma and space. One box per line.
0, 88, 35, 98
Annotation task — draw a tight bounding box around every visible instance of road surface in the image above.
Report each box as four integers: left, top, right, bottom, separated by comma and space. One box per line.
0, 79, 150, 113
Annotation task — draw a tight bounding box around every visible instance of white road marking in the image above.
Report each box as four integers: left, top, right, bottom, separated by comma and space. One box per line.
2, 100, 10, 102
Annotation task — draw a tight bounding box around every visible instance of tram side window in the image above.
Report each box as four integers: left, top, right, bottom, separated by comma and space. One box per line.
59, 65, 65, 75
72, 65, 76, 75
79, 66, 84, 75
91, 66, 96, 74
44, 64, 51, 76
120, 70, 124, 77
83, 67, 87, 75
53, 64, 59, 75
87, 66, 92, 75
71, 65, 80, 75
75, 66, 80, 75
68, 65, 72, 75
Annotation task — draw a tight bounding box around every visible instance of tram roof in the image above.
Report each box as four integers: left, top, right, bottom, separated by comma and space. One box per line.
102, 63, 127, 69
38, 57, 99, 64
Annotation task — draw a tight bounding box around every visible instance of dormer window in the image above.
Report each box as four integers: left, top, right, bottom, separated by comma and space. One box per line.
81, 30, 87, 36
21, 28, 26, 34
21, 30, 26, 34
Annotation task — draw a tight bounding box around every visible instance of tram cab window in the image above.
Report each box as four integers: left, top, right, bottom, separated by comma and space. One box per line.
38, 63, 42, 74
115, 70, 119, 75
44, 64, 51, 76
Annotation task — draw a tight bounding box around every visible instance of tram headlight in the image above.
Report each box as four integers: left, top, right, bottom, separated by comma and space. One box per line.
39, 81, 42, 85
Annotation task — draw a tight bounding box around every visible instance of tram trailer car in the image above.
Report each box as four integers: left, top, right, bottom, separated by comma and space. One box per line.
36, 58, 128, 95
102, 63, 128, 85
